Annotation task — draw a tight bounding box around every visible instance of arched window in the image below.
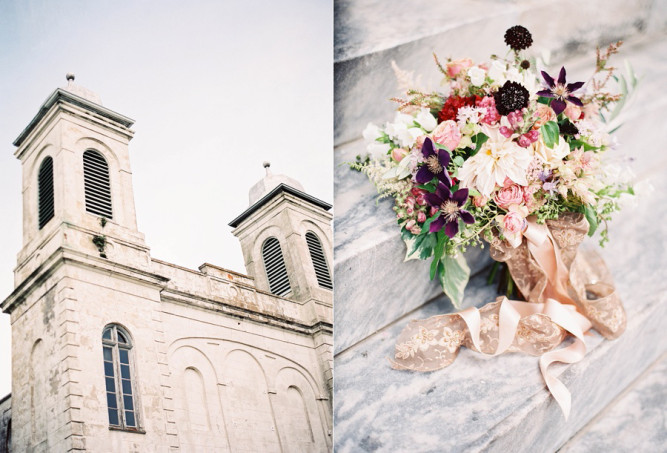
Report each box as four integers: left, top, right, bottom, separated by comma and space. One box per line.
38, 156, 55, 229
305, 232, 332, 290
262, 237, 292, 296
102, 325, 138, 429
83, 150, 113, 219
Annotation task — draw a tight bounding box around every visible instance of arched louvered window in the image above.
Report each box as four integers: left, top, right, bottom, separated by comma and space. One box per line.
305, 232, 332, 290
37, 157, 55, 229
102, 325, 139, 430
83, 150, 113, 219
262, 237, 292, 296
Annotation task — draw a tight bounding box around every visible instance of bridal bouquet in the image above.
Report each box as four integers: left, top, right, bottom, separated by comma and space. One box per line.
355, 26, 636, 308
354, 26, 638, 418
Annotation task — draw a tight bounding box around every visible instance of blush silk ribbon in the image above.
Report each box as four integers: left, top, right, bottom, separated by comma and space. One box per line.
391, 213, 626, 420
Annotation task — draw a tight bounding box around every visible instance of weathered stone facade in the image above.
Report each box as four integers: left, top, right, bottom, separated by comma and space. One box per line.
0, 79, 333, 452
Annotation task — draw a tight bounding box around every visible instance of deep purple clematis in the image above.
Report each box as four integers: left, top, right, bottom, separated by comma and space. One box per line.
425, 181, 475, 238
416, 137, 452, 185
537, 67, 584, 115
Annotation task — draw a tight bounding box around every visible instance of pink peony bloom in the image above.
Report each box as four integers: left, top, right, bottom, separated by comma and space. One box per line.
431, 120, 461, 150
446, 58, 473, 77
494, 184, 524, 210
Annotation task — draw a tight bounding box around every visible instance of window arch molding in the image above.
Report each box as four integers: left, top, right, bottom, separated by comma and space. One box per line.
304, 231, 332, 290
261, 236, 292, 297
102, 324, 140, 430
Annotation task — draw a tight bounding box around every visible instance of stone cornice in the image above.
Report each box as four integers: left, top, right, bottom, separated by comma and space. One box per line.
1, 247, 169, 315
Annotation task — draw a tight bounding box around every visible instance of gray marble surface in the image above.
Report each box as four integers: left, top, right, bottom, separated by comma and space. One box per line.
334, 169, 667, 452
333, 33, 667, 354
559, 354, 667, 453
334, 0, 667, 144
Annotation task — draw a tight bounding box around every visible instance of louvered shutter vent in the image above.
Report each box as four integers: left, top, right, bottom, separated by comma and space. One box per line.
38, 157, 55, 229
83, 150, 113, 219
262, 237, 291, 296
305, 232, 332, 289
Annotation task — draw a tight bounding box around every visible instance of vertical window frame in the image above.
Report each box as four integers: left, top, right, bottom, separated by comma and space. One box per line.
261, 237, 292, 297
102, 325, 141, 432
305, 231, 332, 290
37, 156, 55, 230
83, 149, 113, 220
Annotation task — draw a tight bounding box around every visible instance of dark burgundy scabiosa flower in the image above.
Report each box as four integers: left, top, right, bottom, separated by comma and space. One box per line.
537, 67, 584, 115
493, 81, 530, 116
504, 26, 533, 51
416, 137, 452, 185
425, 181, 475, 238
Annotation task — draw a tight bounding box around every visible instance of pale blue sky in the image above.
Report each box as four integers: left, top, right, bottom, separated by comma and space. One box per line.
0, 0, 332, 397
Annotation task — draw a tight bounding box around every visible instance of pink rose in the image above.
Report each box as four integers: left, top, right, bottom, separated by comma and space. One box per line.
582, 102, 600, 119
416, 194, 426, 206
392, 148, 408, 162
533, 104, 555, 129
502, 211, 525, 235
431, 120, 461, 150
446, 58, 473, 77
430, 206, 439, 217
417, 211, 426, 223
415, 135, 427, 149
494, 184, 524, 210
564, 103, 582, 122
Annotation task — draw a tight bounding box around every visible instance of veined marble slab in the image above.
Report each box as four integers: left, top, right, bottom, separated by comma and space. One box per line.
333, 34, 667, 354
334, 149, 667, 451
559, 354, 667, 453
335, 0, 667, 145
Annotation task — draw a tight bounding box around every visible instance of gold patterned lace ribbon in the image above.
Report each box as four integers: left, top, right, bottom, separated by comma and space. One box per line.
391, 213, 626, 419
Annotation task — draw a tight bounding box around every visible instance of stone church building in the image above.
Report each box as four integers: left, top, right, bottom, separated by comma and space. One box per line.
0, 77, 333, 452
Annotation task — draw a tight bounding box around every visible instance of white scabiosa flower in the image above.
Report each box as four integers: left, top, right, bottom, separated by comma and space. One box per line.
458, 125, 532, 197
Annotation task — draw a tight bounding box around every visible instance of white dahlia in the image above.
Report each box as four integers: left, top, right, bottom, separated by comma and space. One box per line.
458, 125, 532, 197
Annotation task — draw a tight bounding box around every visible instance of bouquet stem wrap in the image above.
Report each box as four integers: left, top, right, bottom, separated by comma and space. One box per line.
391, 213, 626, 419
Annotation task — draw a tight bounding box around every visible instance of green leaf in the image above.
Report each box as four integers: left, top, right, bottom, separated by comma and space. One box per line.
433, 142, 451, 152
429, 232, 447, 279
470, 133, 489, 156
404, 232, 437, 261
541, 121, 560, 149
438, 253, 471, 309
583, 204, 598, 236
537, 96, 551, 105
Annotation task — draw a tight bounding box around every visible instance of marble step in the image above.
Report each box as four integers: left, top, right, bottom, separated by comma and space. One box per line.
334, 0, 667, 145
558, 353, 667, 453
333, 156, 667, 452
333, 34, 667, 355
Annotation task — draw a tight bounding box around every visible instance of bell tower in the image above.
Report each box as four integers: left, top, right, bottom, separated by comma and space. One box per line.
12, 74, 149, 284
229, 163, 333, 306
229, 163, 333, 393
